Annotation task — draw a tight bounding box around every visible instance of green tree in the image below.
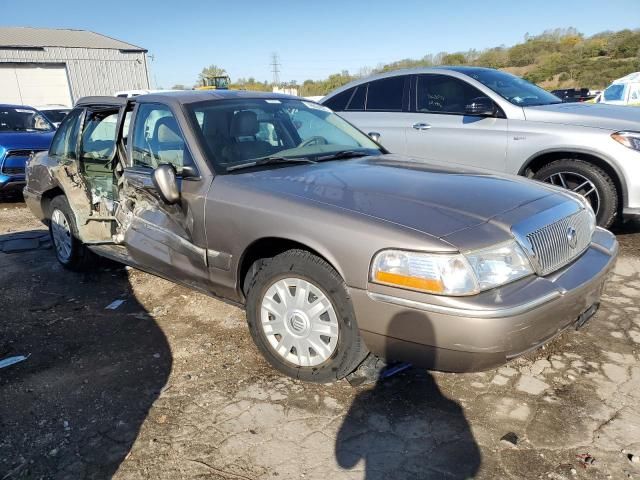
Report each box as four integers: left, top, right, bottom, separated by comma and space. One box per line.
198, 65, 227, 83
442, 53, 467, 65
171, 84, 187, 90
475, 48, 508, 68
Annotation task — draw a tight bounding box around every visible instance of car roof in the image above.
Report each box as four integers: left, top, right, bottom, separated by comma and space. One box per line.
0, 103, 37, 110
74, 90, 301, 109
137, 89, 300, 105
76, 96, 128, 107
322, 66, 502, 99
36, 104, 71, 110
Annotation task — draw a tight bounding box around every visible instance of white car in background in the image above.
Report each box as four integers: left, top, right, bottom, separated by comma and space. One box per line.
36, 104, 71, 127
598, 72, 640, 106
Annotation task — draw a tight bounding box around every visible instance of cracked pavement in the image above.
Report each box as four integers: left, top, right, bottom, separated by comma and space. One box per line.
1, 200, 639, 479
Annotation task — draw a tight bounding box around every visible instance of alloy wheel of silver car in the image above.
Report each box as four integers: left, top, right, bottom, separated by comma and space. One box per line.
260, 277, 339, 367
542, 171, 601, 216
51, 208, 73, 263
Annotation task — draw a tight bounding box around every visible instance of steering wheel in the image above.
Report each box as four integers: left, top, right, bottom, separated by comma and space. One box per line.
299, 136, 328, 148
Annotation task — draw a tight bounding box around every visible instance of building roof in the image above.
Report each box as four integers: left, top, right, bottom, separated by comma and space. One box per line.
0, 27, 146, 52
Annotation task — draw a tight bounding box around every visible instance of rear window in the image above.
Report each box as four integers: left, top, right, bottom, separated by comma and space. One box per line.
323, 88, 353, 112
365, 76, 404, 111
346, 85, 366, 111
42, 109, 70, 123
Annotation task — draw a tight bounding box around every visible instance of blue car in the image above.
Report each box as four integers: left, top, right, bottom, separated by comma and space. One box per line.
0, 104, 55, 194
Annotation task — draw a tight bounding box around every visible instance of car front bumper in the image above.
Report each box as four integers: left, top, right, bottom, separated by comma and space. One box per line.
350, 227, 618, 372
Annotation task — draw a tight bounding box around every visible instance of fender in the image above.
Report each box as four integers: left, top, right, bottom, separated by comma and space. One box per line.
518, 147, 628, 207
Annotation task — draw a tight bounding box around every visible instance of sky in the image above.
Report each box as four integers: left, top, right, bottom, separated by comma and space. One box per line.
3, 0, 639, 88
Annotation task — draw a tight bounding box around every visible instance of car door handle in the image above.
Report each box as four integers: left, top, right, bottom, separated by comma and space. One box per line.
412, 122, 431, 130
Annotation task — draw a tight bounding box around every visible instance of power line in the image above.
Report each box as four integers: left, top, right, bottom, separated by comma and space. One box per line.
270, 52, 281, 86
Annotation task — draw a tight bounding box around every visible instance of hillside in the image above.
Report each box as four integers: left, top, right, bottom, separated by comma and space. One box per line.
298, 28, 640, 97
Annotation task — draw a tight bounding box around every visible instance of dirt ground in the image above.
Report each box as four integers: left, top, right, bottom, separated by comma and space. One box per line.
1, 194, 640, 480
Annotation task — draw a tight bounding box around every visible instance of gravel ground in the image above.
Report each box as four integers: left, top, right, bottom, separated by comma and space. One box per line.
1, 195, 640, 480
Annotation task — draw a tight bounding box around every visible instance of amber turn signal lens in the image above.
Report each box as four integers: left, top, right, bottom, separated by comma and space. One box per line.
374, 271, 444, 293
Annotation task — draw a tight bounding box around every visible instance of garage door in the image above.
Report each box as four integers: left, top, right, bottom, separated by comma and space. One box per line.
0, 64, 72, 107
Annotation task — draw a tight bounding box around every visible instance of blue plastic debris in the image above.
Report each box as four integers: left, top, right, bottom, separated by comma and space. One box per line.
105, 299, 125, 310
0, 354, 30, 370
381, 362, 412, 378
346, 355, 413, 386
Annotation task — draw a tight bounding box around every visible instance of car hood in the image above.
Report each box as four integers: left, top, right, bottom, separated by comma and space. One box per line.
233, 155, 561, 238
523, 102, 640, 131
0, 131, 55, 152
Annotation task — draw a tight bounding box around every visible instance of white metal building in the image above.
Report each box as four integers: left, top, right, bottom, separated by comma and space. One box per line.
0, 27, 149, 107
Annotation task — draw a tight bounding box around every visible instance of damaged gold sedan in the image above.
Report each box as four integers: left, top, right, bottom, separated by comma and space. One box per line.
24, 92, 617, 382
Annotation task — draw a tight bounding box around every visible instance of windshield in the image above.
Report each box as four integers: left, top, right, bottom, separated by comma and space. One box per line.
0, 107, 54, 132
464, 69, 562, 107
186, 98, 381, 173
42, 109, 70, 124
603, 84, 625, 102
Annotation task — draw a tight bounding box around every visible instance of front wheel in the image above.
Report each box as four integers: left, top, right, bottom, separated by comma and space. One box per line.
245, 249, 368, 383
533, 159, 618, 228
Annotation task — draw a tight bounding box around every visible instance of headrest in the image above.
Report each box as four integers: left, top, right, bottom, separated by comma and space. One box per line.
155, 117, 182, 143
230, 110, 259, 137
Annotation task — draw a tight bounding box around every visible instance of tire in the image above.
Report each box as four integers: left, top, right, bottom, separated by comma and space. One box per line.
245, 249, 368, 383
533, 159, 618, 228
49, 195, 95, 271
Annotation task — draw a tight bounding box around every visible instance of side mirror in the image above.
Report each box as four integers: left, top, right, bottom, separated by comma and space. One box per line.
152, 164, 180, 204
465, 97, 496, 116
368, 131, 381, 143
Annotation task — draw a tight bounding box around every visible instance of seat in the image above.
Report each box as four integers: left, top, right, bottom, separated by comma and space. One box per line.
224, 110, 271, 161
202, 111, 232, 162
438, 81, 465, 113
151, 116, 185, 168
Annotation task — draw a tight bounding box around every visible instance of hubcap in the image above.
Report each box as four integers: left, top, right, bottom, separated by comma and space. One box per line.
542, 171, 600, 216
51, 209, 72, 262
260, 277, 339, 367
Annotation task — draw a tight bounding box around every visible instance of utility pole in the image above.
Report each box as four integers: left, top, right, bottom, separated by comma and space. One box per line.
270, 52, 281, 88
146, 53, 158, 89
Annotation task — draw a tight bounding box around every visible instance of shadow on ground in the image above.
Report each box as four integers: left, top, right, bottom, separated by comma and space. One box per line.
0, 230, 172, 479
336, 316, 481, 479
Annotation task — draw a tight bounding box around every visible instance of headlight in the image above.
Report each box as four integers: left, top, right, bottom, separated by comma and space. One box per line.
464, 241, 534, 291
371, 241, 533, 296
612, 131, 640, 151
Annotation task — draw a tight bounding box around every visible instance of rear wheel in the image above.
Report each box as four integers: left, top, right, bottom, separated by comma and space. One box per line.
533, 159, 618, 228
245, 249, 368, 383
49, 196, 95, 271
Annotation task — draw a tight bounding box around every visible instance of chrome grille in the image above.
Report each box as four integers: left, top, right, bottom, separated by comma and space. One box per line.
525, 208, 593, 275
1, 149, 43, 176
1, 166, 24, 175
6, 149, 41, 158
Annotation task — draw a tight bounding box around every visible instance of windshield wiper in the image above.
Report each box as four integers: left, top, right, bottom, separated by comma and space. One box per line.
227, 156, 316, 172
314, 150, 371, 162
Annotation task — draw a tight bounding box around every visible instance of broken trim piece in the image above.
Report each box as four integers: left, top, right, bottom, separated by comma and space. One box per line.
128, 215, 208, 266
207, 249, 232, 271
